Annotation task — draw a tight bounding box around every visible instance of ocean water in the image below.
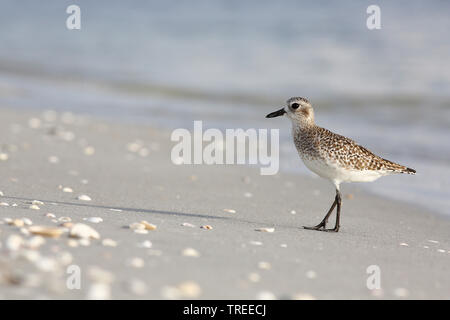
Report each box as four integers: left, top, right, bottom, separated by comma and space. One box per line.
0, 1, 449, 216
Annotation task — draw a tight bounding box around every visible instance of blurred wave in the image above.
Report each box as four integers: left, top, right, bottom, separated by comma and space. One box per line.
3, 58, 450, 110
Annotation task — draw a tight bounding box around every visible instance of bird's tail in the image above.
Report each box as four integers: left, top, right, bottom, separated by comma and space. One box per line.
404, 167, 416, 174
383, 158, 416, 174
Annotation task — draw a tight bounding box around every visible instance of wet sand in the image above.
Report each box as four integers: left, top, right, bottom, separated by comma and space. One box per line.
0, 107, 449, 299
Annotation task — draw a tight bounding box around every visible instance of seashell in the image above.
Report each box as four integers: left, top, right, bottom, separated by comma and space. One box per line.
29, 226, 64, 238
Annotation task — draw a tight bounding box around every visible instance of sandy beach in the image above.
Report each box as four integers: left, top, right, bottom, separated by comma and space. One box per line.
0, 107, 448, 299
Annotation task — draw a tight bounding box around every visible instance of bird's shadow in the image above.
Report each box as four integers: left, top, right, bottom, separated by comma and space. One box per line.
3, 195, 304, 231
4, 196, 224, 221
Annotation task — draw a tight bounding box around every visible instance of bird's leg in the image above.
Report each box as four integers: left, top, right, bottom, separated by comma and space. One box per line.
303, 195, 337, 231
325, 190, 341, 232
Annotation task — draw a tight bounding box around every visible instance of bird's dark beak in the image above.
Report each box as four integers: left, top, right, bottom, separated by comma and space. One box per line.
266, 108, 286, 118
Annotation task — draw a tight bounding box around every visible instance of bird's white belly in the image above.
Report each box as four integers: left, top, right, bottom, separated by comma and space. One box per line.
301, 157, 384, 184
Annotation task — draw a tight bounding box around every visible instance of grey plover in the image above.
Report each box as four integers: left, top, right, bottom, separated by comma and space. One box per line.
266, 97, 415, 232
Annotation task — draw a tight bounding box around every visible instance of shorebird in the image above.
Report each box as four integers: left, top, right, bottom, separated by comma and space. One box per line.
266, 97, 415, 232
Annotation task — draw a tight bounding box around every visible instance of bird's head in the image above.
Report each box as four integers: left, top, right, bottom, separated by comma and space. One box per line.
266, 97, 315, 127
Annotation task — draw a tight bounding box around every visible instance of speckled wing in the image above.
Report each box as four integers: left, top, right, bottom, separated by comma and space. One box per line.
316, 127, 416, 174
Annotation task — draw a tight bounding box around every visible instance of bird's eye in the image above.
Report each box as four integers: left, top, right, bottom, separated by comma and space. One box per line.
291, 103, 300, 109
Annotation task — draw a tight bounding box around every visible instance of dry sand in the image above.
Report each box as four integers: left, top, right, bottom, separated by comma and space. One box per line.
0, 107, 449, 299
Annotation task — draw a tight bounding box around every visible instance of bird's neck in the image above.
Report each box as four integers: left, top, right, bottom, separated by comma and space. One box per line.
291, 120, 316, 135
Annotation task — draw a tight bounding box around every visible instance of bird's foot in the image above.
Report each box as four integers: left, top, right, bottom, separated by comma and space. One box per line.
303, 223, 339, 233
303, 221, 327, 231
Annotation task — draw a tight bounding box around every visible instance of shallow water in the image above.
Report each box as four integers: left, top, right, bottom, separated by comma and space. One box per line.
0, 0, 449, 215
